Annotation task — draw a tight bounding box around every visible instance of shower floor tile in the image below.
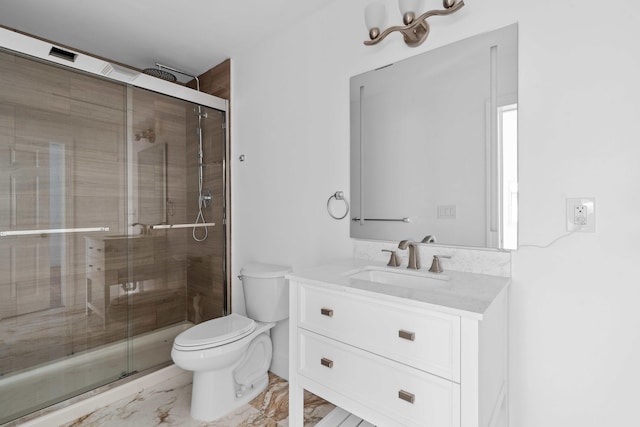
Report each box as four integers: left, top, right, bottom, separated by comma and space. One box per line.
60, 371, 335, 426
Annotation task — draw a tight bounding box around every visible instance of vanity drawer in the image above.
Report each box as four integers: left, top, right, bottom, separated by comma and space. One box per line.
298, 329, 460, 427
299, 283, 460, 381
86, 256, 105, 274
85, 239, 106, 258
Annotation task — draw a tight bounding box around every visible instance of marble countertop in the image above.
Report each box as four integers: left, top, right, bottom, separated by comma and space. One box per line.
286, 259, 510, 320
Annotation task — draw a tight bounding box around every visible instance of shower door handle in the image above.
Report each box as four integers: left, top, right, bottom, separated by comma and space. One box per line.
0, 226, 110, 237
150, 223, 215, 230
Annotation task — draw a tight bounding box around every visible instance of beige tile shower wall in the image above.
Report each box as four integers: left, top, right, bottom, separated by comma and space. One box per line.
0, 50, 229, 370
132, 89, 190, 290
130, 87, 189, 329
0, 51, 127, 320
0, 50, 133, 368
185, 107, 225, 322
0, 49, 196, 366
70, 74, 127, 311
185, 60, 230, 323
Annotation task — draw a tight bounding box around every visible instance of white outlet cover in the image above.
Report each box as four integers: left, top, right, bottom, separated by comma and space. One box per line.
566, 197, 596, 232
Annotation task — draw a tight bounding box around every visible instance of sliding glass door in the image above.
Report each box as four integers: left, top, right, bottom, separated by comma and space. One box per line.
0, 48, 227, 423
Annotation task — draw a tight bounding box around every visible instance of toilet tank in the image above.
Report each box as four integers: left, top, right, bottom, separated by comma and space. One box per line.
240, 262, 291, 322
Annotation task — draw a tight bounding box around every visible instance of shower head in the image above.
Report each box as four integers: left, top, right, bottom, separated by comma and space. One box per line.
142, 67, 177, 82
155, 63, 200, 91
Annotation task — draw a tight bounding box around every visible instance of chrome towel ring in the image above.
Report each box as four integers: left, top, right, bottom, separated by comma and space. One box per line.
327, 191, 350, 220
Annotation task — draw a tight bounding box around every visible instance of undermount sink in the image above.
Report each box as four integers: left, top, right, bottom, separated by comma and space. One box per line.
346, 266, 449, 289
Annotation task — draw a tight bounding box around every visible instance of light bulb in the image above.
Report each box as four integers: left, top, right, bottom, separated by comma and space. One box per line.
364, 3, 386, 39
398, 0, 421, 24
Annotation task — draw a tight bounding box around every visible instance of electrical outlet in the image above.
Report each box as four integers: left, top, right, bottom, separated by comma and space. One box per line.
437, 205, 456, 219
566, 197, 596, 232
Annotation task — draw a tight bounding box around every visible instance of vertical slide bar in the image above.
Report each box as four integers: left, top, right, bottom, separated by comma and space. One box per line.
359, 85, 365, 225
489, 45, 499, 235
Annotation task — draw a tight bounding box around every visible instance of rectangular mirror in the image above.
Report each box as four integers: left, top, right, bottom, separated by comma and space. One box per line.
350, 24, 518, 250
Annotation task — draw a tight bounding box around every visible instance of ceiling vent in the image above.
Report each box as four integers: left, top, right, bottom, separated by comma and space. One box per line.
49, 46, 77, 62
100, 63, 114, 77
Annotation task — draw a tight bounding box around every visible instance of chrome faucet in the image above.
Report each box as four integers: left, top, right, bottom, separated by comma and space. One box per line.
398, 240, 420, 270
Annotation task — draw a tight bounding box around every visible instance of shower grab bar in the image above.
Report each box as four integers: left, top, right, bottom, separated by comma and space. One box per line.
0, 226, 110, 237
150, 222, 215, 230
351, 217, 410, 223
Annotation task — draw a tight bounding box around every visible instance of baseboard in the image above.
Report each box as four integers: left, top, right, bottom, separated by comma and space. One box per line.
270, 351, 289, 381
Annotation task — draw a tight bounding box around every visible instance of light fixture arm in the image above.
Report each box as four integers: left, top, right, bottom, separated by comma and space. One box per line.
365, 0, 465, 47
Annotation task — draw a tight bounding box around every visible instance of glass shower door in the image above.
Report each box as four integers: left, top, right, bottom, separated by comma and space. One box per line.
0, 47, 228, 424
125, 87, 227, 374
0, 51, 130, 422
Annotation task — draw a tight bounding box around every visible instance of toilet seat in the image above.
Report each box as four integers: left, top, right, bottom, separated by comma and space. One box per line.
174, 313, 256, 351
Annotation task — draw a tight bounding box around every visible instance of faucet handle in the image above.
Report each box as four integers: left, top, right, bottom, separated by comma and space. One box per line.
382, 249, 401, 267
428, 255, 451, 273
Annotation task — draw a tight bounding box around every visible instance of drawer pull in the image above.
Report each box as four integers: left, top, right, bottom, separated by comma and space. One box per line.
398, 390, 415, 404
320, 357, 334, 368
398, 330, 415, 341
320, 308, 334, 317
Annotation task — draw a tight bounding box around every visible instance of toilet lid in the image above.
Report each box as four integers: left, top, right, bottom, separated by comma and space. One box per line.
240, 262, 292, 279
174, 313, 256, 349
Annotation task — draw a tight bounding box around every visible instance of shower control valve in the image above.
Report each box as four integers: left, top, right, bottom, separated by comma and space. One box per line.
200, 190, 212, 208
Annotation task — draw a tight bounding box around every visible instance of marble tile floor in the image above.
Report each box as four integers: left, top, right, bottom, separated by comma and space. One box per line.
60, 371, 335, 427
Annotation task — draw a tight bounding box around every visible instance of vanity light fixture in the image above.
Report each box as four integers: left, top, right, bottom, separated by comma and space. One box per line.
364, 0, 465, 47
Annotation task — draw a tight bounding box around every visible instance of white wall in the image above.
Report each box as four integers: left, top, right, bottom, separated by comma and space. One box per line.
232, 0, 640, 425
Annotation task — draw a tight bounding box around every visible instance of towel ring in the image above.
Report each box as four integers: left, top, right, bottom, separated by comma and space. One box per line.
327, 191, 350, 220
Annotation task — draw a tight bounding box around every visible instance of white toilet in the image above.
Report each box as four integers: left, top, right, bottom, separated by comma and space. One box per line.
171, 262, 291, 421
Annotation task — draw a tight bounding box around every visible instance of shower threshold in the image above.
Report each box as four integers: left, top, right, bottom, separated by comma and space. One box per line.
0, 322, 191, 425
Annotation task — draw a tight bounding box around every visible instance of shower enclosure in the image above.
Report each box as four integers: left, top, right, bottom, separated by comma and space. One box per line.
0, 43, 229, 423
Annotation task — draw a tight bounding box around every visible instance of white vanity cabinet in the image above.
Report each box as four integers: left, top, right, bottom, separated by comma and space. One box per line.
288, 262, 509, 427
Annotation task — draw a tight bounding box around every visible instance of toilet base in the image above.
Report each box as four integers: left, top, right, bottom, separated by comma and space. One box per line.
190, 369, 269, 421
